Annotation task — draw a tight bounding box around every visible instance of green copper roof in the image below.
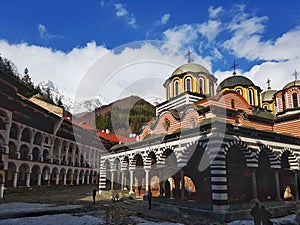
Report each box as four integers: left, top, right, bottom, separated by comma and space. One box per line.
282, 80, 300, 89
261, 90, 277, 102
171, 63, 210, 76
217, 76, 255, 92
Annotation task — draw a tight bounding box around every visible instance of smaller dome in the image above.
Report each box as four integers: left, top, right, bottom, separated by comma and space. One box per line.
171, 63, 210, 76
282, 80, 300, 90
217, 76, 255, 92
261, 90, 277, 102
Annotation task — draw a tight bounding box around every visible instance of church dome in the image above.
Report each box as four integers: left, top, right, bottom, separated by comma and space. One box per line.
217, 76, 255, 92
171, 63, 210, 76
261, 90, 277, 102
282, 80, 300, 90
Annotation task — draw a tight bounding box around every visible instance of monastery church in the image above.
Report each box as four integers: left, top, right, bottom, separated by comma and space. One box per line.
99, 58, 300, 214
1, 56, 300, 216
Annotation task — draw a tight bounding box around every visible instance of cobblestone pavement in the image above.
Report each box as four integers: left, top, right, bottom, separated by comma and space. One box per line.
0, 185, 216, 224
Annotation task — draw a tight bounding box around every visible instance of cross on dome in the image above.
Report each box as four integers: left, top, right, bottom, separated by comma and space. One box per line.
293, 70, 299, 81
231, 60, 238, 76
186, 49, 192, 63
267, 78, 271, 90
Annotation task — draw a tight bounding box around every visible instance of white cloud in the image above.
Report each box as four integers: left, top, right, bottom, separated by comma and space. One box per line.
198, 20, 222, 43
163, 24, 199, 47
37, 23, 64, 40
208, 6, 222, 19
114, 3, 128, 17
113, 3, 137, 28
0, 40, 189, 104
155, 13, 171, 26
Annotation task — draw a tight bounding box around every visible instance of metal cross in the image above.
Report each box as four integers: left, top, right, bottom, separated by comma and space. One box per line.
186, 49, 192, 63
266, 78, 271, 90
293, 70, 299, 81
231, 60, 238, 76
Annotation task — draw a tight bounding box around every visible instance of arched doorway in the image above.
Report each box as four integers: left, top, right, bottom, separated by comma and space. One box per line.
256, 149, 276, 201
226, 145, 251, 203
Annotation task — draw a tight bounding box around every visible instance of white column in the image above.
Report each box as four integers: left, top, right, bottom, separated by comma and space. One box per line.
129, 170, 134, 193
37, 173, 42, 186
76, 174, 80, 185
13, 172, 18, 187
58, 144, 62, 164
145, 169, 150, 192
70, 174, 74, 185
4, 123, 11, 153
26, 173, 31, 187
55, 174, 59, 185
63, 174, 67, 185
111, 171, 115, 190
121, 171, 125, 190
87, 175, 90, 184
0, 183, 4, 199
82, 175, 85, 184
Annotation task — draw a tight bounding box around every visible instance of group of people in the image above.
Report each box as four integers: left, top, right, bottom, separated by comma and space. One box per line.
251, 202, 273, 225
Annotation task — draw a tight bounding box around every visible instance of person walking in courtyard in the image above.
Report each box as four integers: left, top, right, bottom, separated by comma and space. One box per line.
147, 189, 152, 209
261, 205, 273, 225
112, 189, 119, 202
92, 189, 97, 204
250, 202, 261, 225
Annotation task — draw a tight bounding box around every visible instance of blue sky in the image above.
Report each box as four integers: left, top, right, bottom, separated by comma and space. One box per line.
1, 0, 300, 105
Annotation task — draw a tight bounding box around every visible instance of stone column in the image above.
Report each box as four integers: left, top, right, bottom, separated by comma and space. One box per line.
121, 171, 125, 190
275, 170, 281, 200
13, 172, 18, 187
110, 171, 115, 190
145, 169, 150, 192
55, 174, 59, 185
37, 173, 42, 186
26, 173, 31, 187
294, 171, 299, 201
181, 169, 185, 200
87, 175, 90, 185
47, 173, 51, 185
58, 144, 62, 164
129, 170, 134, 193
4, 123, 11, 153
82, 175, 85, 184
63, 174, 67, 185
251, 169, 258, 200
76, 174, 80, 185
70, 174, 74, 185
0, 183, 4, 199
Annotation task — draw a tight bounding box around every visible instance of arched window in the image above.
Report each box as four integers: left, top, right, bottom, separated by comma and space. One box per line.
173, 80, 179, 97
248, 89, 254, 105
293, 93, 298, 108
236, 88, 243, 95
185, 77, 192, 92
198, 77, 205, 94
209, 80, 214, 96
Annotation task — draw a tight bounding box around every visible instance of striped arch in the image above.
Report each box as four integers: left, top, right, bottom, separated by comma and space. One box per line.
130, 153, 144, 167
121, 156, 130, 170
144, 151, 157, 167
224, 139, 258, 168
155, 146, 176, 166
281, 148, 299, 170
258, 144, 281, 169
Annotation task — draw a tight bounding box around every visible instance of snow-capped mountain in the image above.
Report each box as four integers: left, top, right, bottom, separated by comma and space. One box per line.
73, 96, 107, 115
37, 80, 73, 111
37, 80, 107, 114
144, 96, 164, 106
